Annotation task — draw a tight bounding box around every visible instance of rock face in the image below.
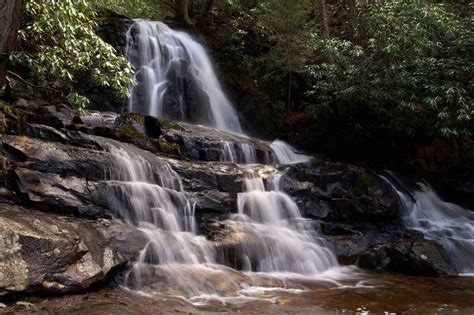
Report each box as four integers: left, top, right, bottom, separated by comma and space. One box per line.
0, 102, 460, 300
0, 203, 145, 296
282, 162, 399, 223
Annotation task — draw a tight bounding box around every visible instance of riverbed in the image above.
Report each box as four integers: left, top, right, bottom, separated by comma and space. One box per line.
5, 272, 474, 314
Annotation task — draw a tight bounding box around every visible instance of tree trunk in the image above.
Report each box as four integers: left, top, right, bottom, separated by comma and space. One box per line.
318, 0, 330, 40
346, 0, 359, 43
314, 0, 333, 63
287, 71, 293, 112
175, 0, 193, 27
0, 0, 26, 94
202, 0, 216, 24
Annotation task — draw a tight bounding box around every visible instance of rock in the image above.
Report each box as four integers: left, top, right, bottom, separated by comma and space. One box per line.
80, 110, 119, 130
1, 99, 464, 281
14, 98, 28, 109
324, 223, 457, 276
15, 301, 33, 307
13, 167, 104, 218
0, 204, 145, 296
144, 115, 162, 139
194, 191, 237, 223
36, 104, 75, 129
25, 123, 69, 143
283, 162, 399, 223
158, 118, 274, 163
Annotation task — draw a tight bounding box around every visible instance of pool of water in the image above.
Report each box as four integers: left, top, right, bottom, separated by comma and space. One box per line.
9, 271, 474, 314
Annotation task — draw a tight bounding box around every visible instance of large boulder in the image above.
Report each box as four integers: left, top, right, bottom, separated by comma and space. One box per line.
0, 204, 145, 296
323, 222, 457, 276
282, 161, 399, 223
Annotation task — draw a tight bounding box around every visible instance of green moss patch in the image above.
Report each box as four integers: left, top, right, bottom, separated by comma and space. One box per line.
352, 175, 375, 196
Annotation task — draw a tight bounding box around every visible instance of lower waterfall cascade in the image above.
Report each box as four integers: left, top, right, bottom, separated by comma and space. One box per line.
102, 137, 343, 300
382, 173, 474, 275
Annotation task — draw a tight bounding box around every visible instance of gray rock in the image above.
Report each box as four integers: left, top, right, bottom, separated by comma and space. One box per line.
324, 223, 457, 276
0, 204, 145, 295
284, 162, 399, 223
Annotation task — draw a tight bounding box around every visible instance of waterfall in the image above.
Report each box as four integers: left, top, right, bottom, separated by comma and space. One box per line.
115, 20, 342, 300
270, 140, 312, 165
105, 144, 218, 296
382, 173, 474, 275
126, 20, 242, 134
232, 168, 338, 274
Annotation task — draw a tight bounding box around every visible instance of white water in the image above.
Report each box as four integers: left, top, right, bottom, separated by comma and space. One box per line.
105, 145, 219, 296
116, 20, 344, 301
104, 143, 339, 299
126, 20, 313, 166
233, 167, 338, 274
126, 20, 242, 134
270, 140, 313, 165
382, 174, 474, 274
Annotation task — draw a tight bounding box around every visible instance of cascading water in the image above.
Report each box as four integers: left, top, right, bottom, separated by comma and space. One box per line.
104, 144, 219, 296
270, 140, 313, 165
232, 167, 338, 274
382, 173, 474, 275
126, 20, 242, 134
113, 19, 343, 301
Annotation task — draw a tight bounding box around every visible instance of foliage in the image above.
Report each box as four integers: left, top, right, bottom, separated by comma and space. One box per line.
12, 0, 135, 115
91, 0, 164, 20
305, 0, 473, 138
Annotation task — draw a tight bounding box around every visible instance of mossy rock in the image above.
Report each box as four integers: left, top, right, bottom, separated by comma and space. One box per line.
159, 140, 181, 155
352, 175, 375, 196
311, 158, 325, 167
117, 123, 145, 141
127, 112, 145, 124
159, 118, 184, 131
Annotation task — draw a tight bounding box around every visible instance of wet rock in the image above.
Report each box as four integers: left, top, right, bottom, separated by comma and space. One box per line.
0, 204, 145, 296
324, 223, 457, 276
144, 115, 162, 139
35, 104, 75, 129
158, 118, 274, 163
24, 123, 69, 143
194, 191, 237, 220
283, 162, 399, 223
80, 110, 119, 130
13, 167, 104, 217
111, 112, 155, 151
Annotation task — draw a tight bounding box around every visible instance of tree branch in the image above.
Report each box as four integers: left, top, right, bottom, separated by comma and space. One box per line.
7, 70, 58, 92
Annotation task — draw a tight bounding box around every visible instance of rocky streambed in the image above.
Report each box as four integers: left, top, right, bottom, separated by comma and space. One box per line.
0, 100, 469, 310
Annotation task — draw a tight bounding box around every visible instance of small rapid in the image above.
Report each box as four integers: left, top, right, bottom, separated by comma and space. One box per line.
233, 168, 338, 274
381, 173, 474, 275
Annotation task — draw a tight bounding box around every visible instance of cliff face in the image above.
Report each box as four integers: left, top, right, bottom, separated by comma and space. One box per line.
0, 98, 459, 297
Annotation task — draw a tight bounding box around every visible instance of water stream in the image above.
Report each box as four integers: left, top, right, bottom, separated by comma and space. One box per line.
115, 19, 346, 301
381, 173, 474, 275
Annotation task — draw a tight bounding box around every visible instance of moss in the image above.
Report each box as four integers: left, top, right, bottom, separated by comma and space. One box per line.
127, 112, 145, 124
159, 118, 184, 130
117, 123, 145, 140
352, 174, 375, 196
159, 140, 181, 155
311, 158, 325, 167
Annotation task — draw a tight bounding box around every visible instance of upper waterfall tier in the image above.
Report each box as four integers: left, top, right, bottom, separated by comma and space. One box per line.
126, 20, 242, 134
